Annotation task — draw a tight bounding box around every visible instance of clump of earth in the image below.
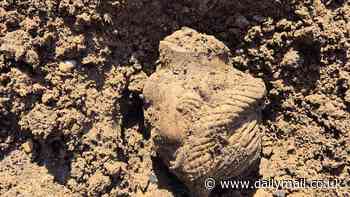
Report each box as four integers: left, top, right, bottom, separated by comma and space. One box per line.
0, 0, 349, 197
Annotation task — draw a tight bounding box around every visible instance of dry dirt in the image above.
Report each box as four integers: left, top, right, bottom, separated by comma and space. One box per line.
0, 0, 349, 197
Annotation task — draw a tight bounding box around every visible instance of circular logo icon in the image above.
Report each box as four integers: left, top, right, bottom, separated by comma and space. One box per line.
204, 177, 216, 190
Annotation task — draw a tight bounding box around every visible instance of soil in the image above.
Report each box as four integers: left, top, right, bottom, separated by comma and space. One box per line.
0, 0, 349, 197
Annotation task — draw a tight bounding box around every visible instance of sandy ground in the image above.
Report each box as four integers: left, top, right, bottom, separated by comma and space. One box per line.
0, 0, 349, 196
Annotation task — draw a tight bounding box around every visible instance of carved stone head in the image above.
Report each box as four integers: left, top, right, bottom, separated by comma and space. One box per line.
143, 27, 266, 196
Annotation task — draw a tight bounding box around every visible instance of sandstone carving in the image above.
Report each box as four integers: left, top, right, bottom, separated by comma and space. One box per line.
143, 27, 266, 196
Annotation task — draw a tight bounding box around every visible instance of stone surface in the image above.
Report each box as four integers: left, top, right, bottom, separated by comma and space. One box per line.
143, 27, 266, 196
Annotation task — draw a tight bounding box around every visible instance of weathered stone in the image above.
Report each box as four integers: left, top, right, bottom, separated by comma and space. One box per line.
143, 27, 266, 197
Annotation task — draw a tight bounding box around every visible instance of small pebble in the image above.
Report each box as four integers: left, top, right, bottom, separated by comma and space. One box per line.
59, 60, 76, 73
22, 140, 33, 153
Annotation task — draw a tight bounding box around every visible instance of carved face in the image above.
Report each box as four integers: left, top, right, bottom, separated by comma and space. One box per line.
144, 55, 266, 138
143, 27, 266, 197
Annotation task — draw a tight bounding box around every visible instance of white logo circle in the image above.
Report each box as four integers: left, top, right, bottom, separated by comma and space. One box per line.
204, 177, 216, 190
